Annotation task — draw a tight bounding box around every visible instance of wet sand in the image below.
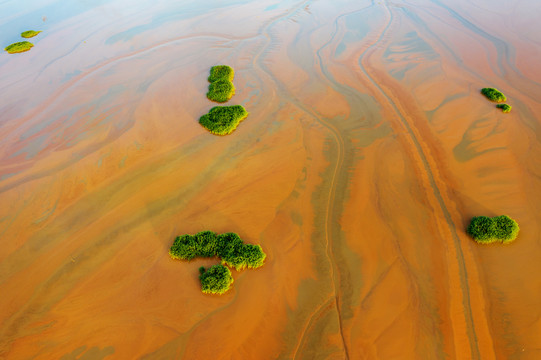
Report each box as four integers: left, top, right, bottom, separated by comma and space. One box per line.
1, 0, 540, 359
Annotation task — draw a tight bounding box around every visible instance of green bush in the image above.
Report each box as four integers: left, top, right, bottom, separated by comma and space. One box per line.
496, 104, 512, 113
208, 65, 234, 83
237, 244, 266, 269
215, 233, 266, 270
481, 88, 506, 102
467, 216, 497, 244
170, 231, 266, 269
169, 231, 218, 260
214, 232, 244, 258
199, 265, 234, 295
492, 215, 520, 244
193, 230, 219, 257
207, 79, 235, 103
5, 41, 33, 54
467, 215, 519, 244
21, 30, 41, 38
170, 230, 266, 294
207, 65, 235, 103
199, 105, 248, 135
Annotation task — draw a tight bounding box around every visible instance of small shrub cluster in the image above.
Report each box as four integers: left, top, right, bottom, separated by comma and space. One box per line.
170, 230, 266, 270
215, 232, 267, 270
170, 231, 266, 294
199, 264, 234, 295
207, 80, 235, 103
199, 65, 248, 135
208, 65, 234, 83
5, 30, 42, 54
481, 88, 506, 102
207, 65, 235, 102
21, 30, 41, 38
496, 103, 512, 113
199, 105, 248, 135
5, 41, 34, 54
481, 87, 512, 113
467, 215, 519, 244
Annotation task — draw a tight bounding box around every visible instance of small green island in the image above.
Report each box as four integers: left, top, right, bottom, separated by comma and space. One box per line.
170, 231, 266, 270
467, 215, 519, 244
207, 79, 236, 103
207, 65, 235, 102
199, 265, 234, 295
481, 87, 506, 102
170, 231, 266, 294
496, 103, 512, 113
21, 30, 41, 38
481, 87, 512, 113
5, 41, 34, 54
199, 105, 248, 135
208, 65, 234, 83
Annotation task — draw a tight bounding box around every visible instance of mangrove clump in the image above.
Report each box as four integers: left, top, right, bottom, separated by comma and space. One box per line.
207, 65, 235, 102
208, 65, 234, 83
199, 265, 234, 295
170, 231, 266, 294
207, 79, 236, 103
21, 30, 41, 38
215, 232, 267, 271
467, 215, 519, 244
496, 104, 512, 113
5, 41, 33, 54
199, 105, 248, 135
169, 230, 218, 260
169, 231, 266, 270
481, 87, 506, 102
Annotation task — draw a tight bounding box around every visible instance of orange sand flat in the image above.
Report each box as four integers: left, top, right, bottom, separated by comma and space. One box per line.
1, 0, 540, 359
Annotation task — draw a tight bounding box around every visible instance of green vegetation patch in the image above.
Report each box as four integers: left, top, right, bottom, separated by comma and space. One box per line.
208, 65, 234, 83
21, 30, 41, 38
496, 104, 512, 113
199, 105, 248, 135
199, 264, 234, 295
170, 230, 266, 294
467, 215, 519, 244
169, 230, 218, 260
169, 231, 266, 270
207, 65, 235, 102
215, 232, 267, 271
481, 87, 506, 102
492, 215, 520, 244
207, 79, 236, 103
5, 41, 33, 54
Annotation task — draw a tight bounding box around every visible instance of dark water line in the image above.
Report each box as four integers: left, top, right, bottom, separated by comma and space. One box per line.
398, 7, 493, 85
291, 298, 335, 358
427, 0, 541, 100
32, 21, 118, 83
429, 0, 509, 78
317, 7, 449, 357
252, 1, 352, 357
316, 7, 379, 123
0, 124, 262, 354
0, 119, 132, 196
0, 33, 251, 131
398, 4, 541, 147
314, 14, 350, 360
358, 2, 481, 359
311, 6, 381, 359
398, 4, 541, 124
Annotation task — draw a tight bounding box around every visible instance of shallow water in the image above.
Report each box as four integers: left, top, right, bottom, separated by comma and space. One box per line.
1, 0, 540, 358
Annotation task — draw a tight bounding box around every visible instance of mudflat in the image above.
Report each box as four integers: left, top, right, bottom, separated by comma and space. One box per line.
1, 0, 540, 359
